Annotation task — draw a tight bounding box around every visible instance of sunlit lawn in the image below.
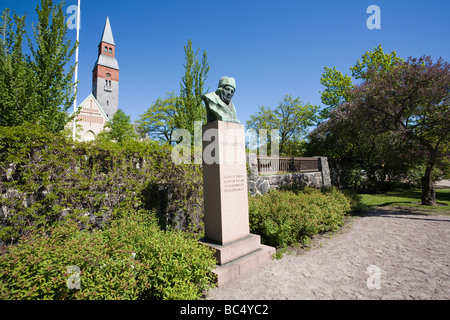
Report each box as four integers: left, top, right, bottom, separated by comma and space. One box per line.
356, 188, 450, 216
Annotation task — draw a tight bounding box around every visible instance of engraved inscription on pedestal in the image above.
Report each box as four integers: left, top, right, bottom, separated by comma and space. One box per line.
223, 174, 246, 193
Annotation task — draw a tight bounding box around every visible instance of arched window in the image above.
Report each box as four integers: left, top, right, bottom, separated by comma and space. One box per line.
105, 80, 112, 90
104, 46, 108, 52
109, 47, 112, 54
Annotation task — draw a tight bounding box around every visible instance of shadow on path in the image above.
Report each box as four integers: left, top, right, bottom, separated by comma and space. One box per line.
356, 206, 450, 223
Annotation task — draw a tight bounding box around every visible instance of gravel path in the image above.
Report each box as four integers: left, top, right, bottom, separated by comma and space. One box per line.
206, 207, 450, 300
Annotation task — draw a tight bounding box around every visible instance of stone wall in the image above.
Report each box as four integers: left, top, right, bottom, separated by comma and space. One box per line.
246, 153, 331, 196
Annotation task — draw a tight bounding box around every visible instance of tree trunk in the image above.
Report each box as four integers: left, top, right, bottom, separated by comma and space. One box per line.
421, 165, 437, 206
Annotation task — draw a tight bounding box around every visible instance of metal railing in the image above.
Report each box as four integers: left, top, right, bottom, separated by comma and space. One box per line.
257, 156, 320, 175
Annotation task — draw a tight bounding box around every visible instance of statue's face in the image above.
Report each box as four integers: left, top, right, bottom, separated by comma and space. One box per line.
218, 85, 235, 104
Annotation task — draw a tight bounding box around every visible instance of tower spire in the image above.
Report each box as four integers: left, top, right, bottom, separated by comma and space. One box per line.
101, 16, 115, 45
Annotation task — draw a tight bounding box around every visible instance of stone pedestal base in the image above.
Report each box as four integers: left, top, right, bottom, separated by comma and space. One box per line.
201, 121, 276, 286
201, 234, 276, 286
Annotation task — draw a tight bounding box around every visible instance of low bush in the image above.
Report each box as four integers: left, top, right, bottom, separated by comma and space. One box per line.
248, 187, 357, 248
0, 209, 217, 300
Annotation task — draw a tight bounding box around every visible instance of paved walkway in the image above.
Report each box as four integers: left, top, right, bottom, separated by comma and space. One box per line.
206, 208, 450, 300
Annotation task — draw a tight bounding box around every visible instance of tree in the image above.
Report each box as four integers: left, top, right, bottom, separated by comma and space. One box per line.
319, 44, 403, 120
174, 39, 209, 139
137, 92, 178, 143
348, 56, 449, 205
319, 66, 353, 119
29, 0, 78, 132
309, 103, 414, 191
314, 56, 449, 205
0, 9, 36, 127
350, 44, 403, 81
311, 45, 408, 191
99, 109, 137, 143
246, 95, 318, 156
0, 0, 78, 132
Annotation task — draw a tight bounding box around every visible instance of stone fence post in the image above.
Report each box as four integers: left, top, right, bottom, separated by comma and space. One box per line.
318, 156, 332, 187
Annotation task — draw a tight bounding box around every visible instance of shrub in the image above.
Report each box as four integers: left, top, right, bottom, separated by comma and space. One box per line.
0, 124, 204, 245
0, 209, 217, 300
102, 209, 217, 300
248, 187, 356, 248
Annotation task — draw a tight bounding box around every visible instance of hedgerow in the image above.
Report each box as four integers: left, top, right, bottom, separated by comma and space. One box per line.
0, 124, 203, 245
0, 124, 215, 300
0, 209, 217, 300
248, 187, 357, 248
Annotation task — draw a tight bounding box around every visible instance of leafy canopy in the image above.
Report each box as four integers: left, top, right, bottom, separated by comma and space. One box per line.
0, 0, 78, 132
137, 92, 178, 143
246, 95, 318, 156
98, 109, 138, 143
312, 54, 449, 204
319, 44, 403, 120
174, 39, 209, 138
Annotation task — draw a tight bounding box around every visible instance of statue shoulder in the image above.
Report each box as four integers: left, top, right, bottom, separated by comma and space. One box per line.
202, 92, 220, 103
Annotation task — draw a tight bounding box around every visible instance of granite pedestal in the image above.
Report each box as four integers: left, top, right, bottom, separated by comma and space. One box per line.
201, 121, 275, 286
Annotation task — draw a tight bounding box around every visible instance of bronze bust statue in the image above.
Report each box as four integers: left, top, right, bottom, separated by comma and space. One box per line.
202, 76, 240, 124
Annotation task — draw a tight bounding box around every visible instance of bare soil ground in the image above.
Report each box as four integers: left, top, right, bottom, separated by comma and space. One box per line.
206, 207, 450, 300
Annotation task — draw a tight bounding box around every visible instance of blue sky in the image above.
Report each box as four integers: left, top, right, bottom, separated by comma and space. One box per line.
3, 0, 450, 125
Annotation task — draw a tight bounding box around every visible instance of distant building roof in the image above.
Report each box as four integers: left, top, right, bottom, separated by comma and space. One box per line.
94, 54, 120, 70
100, 17, 115, 45
70, 93, 110, 121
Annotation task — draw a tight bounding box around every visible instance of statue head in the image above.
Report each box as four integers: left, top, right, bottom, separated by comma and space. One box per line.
216, 76, 236, 105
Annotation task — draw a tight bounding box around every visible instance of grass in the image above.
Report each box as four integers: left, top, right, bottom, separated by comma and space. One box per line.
356, 188, 450, 216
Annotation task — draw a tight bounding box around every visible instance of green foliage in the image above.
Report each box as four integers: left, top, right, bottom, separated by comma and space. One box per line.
104, 210, 217, 299
0, 9, 35, 127
137, 92, 178, 143
311, 46, 450, 196
29, 0, 78, 132
0, 209, 217, 300
174, 39, 209, 138
318, 44, 403, 120
346, 55, 450, 205
319, 66, 353, 119
246, 95, 318, 156
98, 109, 138, 143
350, 44, 403, 81
248, 187, 357, 248
0, 0, 78, 132
343, 168, 368, 191
0, 124, 204, 244
281, 138, 308, 157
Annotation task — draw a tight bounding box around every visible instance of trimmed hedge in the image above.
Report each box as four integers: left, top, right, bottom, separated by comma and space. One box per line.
0, 209, 217, 300
249, 187, 357, 248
